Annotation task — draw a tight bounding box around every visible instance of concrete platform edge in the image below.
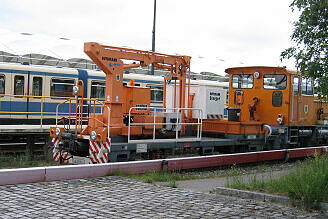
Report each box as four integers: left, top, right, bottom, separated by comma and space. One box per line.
216, 186, 328, 212
0, 159, 164, 186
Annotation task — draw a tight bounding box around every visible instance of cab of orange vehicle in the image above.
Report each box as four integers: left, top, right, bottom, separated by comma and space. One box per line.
225, 66, 317, 127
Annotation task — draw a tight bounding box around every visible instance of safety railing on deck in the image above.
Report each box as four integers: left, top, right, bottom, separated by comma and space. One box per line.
55, 98, 110, 138
128, 107, 203, 143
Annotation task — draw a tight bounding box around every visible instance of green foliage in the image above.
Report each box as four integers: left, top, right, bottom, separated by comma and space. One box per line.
226, 164, 243, 187
0, 151, 59, 169
109, 170, 185, 184
164, 181, 178, 188
227, 155, 328, 210
281, 0, 328, 96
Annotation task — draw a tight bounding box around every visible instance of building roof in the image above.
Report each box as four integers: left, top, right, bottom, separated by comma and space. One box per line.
0, 28, 228, 81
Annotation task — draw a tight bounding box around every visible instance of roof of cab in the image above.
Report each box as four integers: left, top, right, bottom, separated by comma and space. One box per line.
225, 66, 299, 75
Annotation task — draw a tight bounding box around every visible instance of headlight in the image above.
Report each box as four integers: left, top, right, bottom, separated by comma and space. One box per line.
90, 131, 97, 140
73, 86, 79, 95
277, 114, 283, 125
55, 128, 61, 136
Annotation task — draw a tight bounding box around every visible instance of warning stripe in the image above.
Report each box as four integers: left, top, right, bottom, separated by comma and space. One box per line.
207, 114, 223, 120
51, 137, 70, 164
89, 138, 111, 164
106, 138, 111, 152
94, 140, 106, 163
91, 141, 100, 154
53, 151, 59, 161
89, 144, 100, 164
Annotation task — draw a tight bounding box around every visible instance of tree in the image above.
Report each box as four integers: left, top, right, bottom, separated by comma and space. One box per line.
281, 0, 328, 96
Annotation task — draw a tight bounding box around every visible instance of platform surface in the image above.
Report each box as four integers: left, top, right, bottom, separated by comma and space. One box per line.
0, 125, 84, 133
0, 176, 326, 218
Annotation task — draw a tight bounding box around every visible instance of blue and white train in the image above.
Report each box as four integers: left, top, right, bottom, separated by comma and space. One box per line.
0, 62, 229, 125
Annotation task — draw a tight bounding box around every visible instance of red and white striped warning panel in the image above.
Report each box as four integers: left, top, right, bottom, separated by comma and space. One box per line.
51, 137, 71, 164
89, 138, 111, 164
207, 114, 223, 120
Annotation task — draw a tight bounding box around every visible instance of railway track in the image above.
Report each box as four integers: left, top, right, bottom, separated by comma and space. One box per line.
0, 145, 327, 186
0, 142, 47, 154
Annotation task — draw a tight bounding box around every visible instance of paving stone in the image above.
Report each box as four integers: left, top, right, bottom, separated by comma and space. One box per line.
0, 176, 326, 218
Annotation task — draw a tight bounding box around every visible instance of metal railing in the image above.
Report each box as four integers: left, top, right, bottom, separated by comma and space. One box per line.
55, 98, 110, 138
0, 94, 72, 128
128, 107, 203, 143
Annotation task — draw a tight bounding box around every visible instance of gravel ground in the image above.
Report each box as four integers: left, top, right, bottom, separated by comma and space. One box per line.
156, 160, 301, 193
179, 160, 300, 179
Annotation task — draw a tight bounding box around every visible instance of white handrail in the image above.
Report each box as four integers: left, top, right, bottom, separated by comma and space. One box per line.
128, 107, 203, 143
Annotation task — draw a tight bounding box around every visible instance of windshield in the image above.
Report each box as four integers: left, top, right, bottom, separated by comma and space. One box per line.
232, 74, 253, 89
263, 74, 286, 89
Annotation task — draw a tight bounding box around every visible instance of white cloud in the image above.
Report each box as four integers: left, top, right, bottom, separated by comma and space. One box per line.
0, 0, 297, 75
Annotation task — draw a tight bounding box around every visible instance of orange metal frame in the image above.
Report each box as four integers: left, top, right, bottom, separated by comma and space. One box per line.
84, 42, 191, 136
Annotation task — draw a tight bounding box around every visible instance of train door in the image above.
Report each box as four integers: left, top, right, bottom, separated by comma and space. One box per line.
300, 77, 315, 125
291, 75, 300, 123
11, 72, 28, 122
10, 72, 28, 124
28, 72, 45, 124
0, 72, 10, 122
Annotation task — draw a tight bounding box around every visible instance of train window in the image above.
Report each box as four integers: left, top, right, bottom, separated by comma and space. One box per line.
263, 74, 286, 89
50, 78, 74, 97
91, 81, 105, 99
14, 75, 24, 96
301, 77, 314, 96
293, 76, 299, 95
232, 74, 253, 89
149, 86, 163, 101
272, 91, 283, 107
0, 74, 4, 94
32, 77, 42, 96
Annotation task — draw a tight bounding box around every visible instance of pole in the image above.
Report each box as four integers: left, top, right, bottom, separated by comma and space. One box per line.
151, 0, 156, 75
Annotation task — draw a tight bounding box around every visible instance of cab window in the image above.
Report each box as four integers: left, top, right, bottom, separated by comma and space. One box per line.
301, 77, 314, 96
50, 78, 75, 97
14, 75, 24, 96
91, 81, 105, 99
263, 74, 286, 89
293, 76, 299, 95
0, 74, 4, 94
232, 74, 253, 89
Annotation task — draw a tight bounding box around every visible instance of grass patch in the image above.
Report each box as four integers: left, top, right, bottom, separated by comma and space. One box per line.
163, 181, 178, 188
0, 150, 59, 169
109, 170, 187, 184
226, 154, 328, 210
225, 164, 243, 187
109, 164, 247, 185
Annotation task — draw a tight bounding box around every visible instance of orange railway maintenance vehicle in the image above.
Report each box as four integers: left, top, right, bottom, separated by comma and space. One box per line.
50, 42, 233, 164
201, 66, 328, 151
50, 43, 328, 164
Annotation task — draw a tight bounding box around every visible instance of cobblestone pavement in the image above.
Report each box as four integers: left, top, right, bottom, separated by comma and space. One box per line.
0, 176, 327, 218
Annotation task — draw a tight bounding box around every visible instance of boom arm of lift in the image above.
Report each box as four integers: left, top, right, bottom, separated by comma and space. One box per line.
84, 42, 191, 136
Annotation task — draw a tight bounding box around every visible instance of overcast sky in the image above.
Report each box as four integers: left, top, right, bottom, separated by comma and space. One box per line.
0, 0, 298, 75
